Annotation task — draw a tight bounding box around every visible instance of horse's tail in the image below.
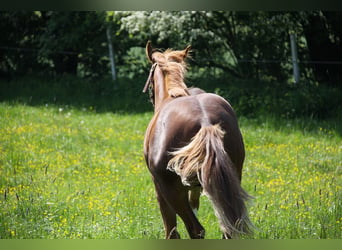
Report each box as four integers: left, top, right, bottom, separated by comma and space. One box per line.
167, 124, 253, 238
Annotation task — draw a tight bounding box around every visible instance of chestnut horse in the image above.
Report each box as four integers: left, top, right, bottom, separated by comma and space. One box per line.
143, 42, 252, 239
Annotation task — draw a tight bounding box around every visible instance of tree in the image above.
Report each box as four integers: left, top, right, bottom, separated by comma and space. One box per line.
0, 11, 45, 77
302, 11, 342, 86
0, 11, 110, 78
1, 11, 341, 84
38, 11, 108, 77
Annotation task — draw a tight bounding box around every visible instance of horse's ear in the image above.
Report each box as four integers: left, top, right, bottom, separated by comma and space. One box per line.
182, 45, 191, 59
146, 41, 154, 62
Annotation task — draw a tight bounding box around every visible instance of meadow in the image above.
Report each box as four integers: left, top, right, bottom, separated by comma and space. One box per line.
0, 100, 341, 239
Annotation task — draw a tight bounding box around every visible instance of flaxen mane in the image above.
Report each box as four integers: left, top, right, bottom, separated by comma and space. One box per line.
152, 49, 190, 97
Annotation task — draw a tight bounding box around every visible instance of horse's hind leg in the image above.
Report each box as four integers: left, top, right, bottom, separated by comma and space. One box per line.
156, 178, 205, 239
154, 183, 180, 239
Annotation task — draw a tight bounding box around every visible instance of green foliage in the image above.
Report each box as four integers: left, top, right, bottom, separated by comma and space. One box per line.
190, 75, 342, 119
0, 11, 45, 77
118, 47, 150, 79
1, 11, 341, 85
38, 12, 108, 77
0, 11, 108, 78
117, 11, 341, 84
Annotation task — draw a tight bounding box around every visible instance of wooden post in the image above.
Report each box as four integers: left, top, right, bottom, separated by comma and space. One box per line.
106, 24, 116, 81
290, 33, 300, 84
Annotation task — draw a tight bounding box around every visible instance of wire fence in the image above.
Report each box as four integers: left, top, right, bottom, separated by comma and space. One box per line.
1, 46, 342, 66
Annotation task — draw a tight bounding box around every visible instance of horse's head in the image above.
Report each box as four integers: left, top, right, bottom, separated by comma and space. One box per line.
143, 41, 191, 102
146, 41, 191, 66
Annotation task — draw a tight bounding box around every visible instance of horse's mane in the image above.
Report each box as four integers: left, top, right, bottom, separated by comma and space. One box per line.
153, 49, 189, 98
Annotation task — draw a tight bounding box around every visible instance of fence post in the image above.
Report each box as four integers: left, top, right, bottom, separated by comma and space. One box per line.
106, 23, 116, 81
290, 33, 300, 84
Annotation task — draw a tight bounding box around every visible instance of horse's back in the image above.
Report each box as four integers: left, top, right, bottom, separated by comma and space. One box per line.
158, 94, 242, 145
162, 93, 237, 128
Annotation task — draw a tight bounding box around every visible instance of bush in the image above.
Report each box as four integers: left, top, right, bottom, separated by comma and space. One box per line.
0, 75, 152, 113
189, 75, 342, 119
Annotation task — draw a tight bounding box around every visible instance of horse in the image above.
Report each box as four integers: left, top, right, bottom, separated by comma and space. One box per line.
142, 41, 252, 239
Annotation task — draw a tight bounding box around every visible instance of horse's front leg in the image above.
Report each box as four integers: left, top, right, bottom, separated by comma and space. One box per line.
189, 186, 202, 216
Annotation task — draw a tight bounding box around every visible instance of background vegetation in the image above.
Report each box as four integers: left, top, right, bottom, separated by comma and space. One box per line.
1, 11, 341, 118
0, 11, 341, 239
0, 11, 341, 83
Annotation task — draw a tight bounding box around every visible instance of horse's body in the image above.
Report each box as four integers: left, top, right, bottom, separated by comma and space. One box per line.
143, 42, 252, 239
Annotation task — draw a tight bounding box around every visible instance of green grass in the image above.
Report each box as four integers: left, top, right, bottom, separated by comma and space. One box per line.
0, 103, 341, 239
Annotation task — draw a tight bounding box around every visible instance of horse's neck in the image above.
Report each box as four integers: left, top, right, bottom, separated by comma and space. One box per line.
153, 66, 189, 111
165, 74, 189, 98
153, 67, 169, 111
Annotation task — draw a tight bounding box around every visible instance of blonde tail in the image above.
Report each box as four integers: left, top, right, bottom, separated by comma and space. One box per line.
167, 124, 253, 238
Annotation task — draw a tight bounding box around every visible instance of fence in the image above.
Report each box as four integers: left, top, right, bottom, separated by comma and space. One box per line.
1, 43, 342, 83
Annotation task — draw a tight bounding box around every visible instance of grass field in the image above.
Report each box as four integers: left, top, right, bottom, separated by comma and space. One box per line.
0, 102, 341, 239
